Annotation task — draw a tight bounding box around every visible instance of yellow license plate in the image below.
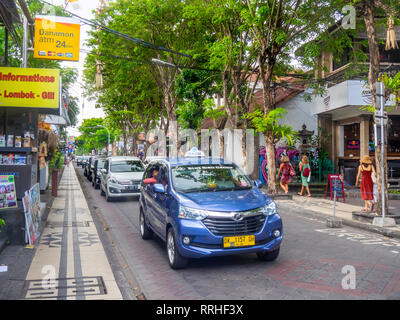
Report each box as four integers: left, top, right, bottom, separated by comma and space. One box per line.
223, 235, 255, 248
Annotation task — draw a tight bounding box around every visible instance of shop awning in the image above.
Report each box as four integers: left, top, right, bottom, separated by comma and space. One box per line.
43, 115, 68, 125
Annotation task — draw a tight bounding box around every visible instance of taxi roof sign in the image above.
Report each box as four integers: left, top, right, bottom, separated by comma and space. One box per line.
184, 147, 205, 157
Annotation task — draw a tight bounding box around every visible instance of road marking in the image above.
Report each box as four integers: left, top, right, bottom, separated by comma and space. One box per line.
315, 228, 400, 250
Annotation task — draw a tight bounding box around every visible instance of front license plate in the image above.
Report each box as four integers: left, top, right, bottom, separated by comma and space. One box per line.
223, 235, 255, 248
126, 185, 137, 191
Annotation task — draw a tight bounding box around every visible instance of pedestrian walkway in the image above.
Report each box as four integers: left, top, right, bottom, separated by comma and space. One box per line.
275, 195, 400, 239
23, 165, 122, 300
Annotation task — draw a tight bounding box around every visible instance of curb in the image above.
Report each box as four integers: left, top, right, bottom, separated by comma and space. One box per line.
277, 202, 400, 240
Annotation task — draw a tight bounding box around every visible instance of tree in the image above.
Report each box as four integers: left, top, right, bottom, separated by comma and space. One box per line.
241, 0, 344, 194
78, 118, 116, 155
354, 0, 400, 215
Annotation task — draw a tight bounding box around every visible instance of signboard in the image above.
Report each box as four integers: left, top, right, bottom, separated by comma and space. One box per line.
0, 175, 17, 209
325, 174, 346, 203
347, 139, 360, 149
34, 15, 80, 62
0, 67, 60, 109
22, 184, 41, 245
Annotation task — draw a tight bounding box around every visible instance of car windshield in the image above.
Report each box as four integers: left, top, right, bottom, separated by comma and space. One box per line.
110, 160, 144, 173
171, 165, 252, 193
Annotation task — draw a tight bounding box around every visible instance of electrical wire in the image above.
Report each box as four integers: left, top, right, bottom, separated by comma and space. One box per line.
38, 0, 193, 59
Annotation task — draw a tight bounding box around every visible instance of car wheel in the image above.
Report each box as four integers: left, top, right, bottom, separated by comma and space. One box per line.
100, 184, 105, 196
166, 228, 188, 269
139, 209, 153, 240
256, 248, 280, 262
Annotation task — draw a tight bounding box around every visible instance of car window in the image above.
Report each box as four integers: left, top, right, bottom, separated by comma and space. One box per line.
157, 166, 169, 186
110, 160, 144, 173
171, 165, 252, 193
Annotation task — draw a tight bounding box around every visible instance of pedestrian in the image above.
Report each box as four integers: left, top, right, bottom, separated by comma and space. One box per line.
355, 155, 375, 212
277, 155, 295, 194
298, 155, 311, 197
371, 170, 378, 213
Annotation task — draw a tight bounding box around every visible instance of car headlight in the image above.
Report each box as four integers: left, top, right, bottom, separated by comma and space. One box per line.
179, 206, 208, 221
259, 201, 277, 216
109, 177, 118, 184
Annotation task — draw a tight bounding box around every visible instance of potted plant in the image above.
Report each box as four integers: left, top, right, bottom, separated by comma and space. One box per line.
48, 150, 65, 197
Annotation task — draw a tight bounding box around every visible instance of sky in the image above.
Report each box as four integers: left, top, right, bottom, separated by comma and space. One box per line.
48, 0, 105, 137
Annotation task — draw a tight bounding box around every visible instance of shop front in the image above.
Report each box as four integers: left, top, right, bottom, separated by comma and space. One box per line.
321, 112, 400, 187
0, 66, 61, 244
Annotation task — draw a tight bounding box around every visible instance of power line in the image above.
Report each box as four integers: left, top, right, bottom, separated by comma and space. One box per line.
38, 0, 193, 59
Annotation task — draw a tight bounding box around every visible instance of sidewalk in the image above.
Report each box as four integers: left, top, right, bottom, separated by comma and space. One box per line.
275, 195, 400, 239
0, 165, 123, 300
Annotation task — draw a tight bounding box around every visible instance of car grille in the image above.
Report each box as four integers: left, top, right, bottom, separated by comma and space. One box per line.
202, 214, 266, 236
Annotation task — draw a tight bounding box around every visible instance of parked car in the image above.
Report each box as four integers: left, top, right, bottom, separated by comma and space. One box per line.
82, 156, 90, 175
76, 156, 84, 167
139, 154, 283, 269
91, 157, 107, 189
100, 156, 145, 202
85, 156, 95, 181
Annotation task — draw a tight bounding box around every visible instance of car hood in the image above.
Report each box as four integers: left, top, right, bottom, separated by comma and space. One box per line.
176, 188, 271, 212
110, 172, 144, 181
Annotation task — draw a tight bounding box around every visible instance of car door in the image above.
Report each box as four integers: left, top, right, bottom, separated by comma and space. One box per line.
141, 164, 157, 229
152, 164, 171, 236
101, 160, 109, 191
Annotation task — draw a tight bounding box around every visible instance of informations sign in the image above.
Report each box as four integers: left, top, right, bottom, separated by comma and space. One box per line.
0, 175, 17, 210
0, 67, 60, 109
34, 15, 80, 62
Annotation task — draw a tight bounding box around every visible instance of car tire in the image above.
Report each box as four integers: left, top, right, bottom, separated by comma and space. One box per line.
139, 209, 153, 240
256, 248, 280, 262
100, 184, 105, 196
166, 228, 188, 269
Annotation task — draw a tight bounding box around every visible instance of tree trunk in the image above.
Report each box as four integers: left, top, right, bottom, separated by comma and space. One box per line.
265, 131, 277, 194
362, 0, 388, 215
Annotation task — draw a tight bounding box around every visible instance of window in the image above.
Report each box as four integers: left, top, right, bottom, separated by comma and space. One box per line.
110, 160, 144, 173
171, 165, 252, 193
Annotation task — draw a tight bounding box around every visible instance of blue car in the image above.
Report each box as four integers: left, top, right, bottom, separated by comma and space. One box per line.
139, 156, 283, 269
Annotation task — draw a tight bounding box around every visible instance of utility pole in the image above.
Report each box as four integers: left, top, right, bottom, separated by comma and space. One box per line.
373, 80, 395, 227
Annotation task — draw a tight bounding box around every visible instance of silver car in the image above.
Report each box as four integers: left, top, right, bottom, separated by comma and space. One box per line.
100, 156, 145, 201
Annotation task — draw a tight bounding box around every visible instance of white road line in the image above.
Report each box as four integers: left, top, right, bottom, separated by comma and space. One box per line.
391, 250, 399, 254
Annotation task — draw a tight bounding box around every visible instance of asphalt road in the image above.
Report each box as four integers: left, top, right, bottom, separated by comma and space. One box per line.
75, 165, 400, 300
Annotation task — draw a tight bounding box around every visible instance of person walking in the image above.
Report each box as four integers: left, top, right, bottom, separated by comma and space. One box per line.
277, 155, 294, 194
298, 155, 311, 197
355, 155, 375, 212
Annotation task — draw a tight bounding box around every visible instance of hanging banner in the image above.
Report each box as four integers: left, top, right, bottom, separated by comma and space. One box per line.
0, 67, 60, 109
34, 15, 80, 62
0, 175, 17, 210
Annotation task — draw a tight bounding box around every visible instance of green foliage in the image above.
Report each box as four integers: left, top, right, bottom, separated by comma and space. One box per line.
245, 108, 297, 146
77, 118, 116, 154
48, 150, 65, 170
361, 71, 400, 113
0, 217, 5, 232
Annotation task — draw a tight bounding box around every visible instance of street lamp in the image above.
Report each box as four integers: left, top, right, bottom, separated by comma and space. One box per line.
85, 125, 111, 156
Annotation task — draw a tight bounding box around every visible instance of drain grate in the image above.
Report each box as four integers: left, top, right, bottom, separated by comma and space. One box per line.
46, 221, 90, 228
24, 276, 107, 299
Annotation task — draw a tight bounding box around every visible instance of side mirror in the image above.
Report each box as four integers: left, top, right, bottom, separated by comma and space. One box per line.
254, 180, 263, 189
153, 184, 166, 193
101, 168, 108, 174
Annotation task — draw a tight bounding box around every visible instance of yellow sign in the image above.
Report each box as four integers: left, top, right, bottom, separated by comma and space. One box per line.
34, 15, 80, 62
0, 67, 60, 109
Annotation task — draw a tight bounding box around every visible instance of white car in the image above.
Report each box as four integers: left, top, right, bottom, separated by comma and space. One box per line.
100, 156, 145, 201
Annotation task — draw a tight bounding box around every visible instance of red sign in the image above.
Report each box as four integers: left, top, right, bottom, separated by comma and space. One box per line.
325, 174, 346, 203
